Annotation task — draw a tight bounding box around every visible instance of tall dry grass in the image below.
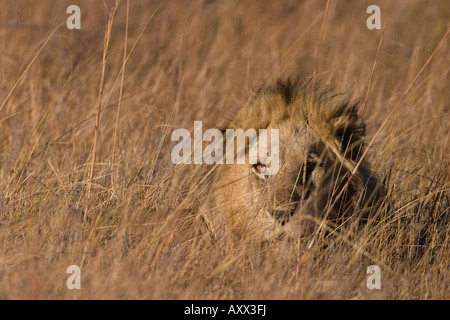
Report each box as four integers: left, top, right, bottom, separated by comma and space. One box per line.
0, 0, 448, 299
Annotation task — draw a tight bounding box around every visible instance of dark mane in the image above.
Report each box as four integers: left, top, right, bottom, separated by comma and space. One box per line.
272, 77, 300, 105
266, 76, 335, 107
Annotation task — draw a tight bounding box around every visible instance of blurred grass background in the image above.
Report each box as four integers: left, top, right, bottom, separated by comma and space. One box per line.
0, 0, 448, 299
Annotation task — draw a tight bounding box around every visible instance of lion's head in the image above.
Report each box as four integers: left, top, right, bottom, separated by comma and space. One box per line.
202, 78, 385, 241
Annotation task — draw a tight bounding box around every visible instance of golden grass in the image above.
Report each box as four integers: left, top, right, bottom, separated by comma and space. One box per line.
0, 0, 448, 299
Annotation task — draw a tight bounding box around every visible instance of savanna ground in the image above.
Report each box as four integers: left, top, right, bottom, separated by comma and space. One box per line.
0, 0, 449, 299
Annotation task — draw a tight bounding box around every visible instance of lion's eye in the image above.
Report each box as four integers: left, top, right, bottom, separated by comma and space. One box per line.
252, 163, 270, 178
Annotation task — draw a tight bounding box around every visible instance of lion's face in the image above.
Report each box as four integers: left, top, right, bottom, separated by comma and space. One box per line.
213, 120, 349, 238
250, 121, 325, 226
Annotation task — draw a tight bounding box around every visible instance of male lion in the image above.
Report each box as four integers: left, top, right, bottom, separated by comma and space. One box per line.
202, 77, 385, 241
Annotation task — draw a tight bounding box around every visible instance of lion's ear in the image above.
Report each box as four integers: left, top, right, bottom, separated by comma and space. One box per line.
332, 111, 366, 162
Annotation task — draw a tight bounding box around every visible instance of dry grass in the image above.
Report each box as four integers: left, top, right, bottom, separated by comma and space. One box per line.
0, 0, 449, 299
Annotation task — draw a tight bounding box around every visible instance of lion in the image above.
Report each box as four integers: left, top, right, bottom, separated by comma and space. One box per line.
201, 77, 385, 242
